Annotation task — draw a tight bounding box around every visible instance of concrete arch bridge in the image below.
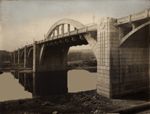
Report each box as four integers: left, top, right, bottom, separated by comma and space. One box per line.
12, 9, 150, 98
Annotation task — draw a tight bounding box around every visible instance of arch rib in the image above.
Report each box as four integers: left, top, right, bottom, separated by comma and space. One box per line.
45, 19, 85, 39
119, 21, 150, 47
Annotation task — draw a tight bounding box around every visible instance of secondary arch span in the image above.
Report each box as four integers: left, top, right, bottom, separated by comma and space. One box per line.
119, 21, 150, 47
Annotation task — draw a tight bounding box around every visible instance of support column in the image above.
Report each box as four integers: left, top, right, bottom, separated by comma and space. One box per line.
68, 24, 70, 33
32, 45, 69, 97
118, 27, 124, 40
33, 41, 40, 72
97, 17, 120, 98
33, 41, 37, 72
57, 26, 59, 36
53, 30, 55, 37
149, 28, 150, 90
61, 24, 64, 35
11, 52, 13, 63
14, 52, 16, 64
131, 23, 138, 30
24, 73, 27, 90
18, 49, 20, 64
24, 46, 27, 68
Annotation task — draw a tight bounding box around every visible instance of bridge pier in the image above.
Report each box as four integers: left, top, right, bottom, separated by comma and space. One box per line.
96, 17, 149, 98
96, 17, 121, 98
13, 52, 16, 64
24, 46, 27, 68
32, 41, 69, 97
22, 73, 33, 92
24, 73, 27, 90
18, 49, 20, 64
33, 41, 40, 72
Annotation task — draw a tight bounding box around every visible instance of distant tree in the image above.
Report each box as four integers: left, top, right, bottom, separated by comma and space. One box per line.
0, 50, 11, 63
67, 49, 96, 62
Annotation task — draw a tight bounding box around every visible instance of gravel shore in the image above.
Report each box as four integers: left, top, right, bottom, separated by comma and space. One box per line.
1, 90, 150, 114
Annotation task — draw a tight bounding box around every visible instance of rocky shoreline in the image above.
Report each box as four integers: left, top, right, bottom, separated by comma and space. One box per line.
1, 90, 150, 114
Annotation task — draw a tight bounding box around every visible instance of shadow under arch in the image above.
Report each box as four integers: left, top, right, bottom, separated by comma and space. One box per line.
20, 50, 24, 63
27, 48, 33, 68
15, 52, 18, 63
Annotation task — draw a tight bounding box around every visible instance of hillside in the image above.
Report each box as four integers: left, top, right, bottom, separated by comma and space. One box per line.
68, 49, 96, 62
0, 49, 97, 70
0, 50, 11, 63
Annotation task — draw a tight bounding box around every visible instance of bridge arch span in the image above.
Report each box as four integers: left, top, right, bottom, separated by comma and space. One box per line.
120, 21, 150, 47
44, 18, 98, 59
45, 19, 85, 38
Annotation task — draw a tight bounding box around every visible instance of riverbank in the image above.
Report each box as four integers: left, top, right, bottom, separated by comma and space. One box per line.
0, 59, 97, 73
1, 90, 150, 114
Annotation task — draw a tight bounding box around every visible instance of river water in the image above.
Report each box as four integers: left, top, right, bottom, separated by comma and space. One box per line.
0, 70, 97, 101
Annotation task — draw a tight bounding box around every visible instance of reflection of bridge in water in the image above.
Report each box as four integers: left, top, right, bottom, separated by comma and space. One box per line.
11, 9, 150, 98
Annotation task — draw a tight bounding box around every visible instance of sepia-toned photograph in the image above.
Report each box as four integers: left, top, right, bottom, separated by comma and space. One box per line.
0, 0, 150, 114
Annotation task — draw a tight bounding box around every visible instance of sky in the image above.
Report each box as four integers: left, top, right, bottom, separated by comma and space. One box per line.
0, 0, 150, 51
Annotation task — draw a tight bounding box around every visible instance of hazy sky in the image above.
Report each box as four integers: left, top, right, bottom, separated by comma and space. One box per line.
0, 0, 150, 51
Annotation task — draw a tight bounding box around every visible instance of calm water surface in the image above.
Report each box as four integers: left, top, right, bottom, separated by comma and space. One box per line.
0, 70, 97, 101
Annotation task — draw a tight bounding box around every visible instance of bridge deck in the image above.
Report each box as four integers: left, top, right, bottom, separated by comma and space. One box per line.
17, 24, 97, 51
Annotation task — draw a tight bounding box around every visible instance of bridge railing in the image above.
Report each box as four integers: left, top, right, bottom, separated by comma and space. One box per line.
13, 23, 97, 52
131, 10, 149, 21
117, 9, 150, 25
38, 24, 97, 44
